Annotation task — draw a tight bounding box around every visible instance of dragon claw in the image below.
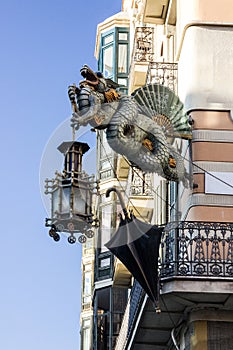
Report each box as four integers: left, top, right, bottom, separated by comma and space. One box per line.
169, 156, 176, 168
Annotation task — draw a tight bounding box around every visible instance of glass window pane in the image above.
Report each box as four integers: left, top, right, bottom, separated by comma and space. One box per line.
100, 257, 110, 267
119, 32, 128, 41
61, 187, 70, 213
84, 271, 92, 295
101, 159, 111, 170
117, 78, 127, 87
118, 44, 127, 73
103, 45, 113, 77
103, 34, 114, 45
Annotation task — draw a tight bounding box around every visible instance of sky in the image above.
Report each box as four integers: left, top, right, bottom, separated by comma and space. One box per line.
0, 1, 121, 349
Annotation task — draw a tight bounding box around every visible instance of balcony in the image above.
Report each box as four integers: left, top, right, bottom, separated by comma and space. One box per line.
129, 26, 178, 95
161, 221, 233, 280
130, 171, 153, 197
115, 221, 233, 349
146, 61, 178, 93
133, 27, 154, 63
129, 26, 154, 93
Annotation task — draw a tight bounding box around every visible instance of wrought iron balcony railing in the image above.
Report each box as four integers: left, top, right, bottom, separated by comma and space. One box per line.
114, 221, 233, 349
130, 170, 153, 196
160, 221, 233, 279
147, 61, 178, 93
133, 26, 154, 62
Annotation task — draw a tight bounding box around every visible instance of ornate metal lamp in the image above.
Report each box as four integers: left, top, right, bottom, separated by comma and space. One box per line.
45, 141, 98, 244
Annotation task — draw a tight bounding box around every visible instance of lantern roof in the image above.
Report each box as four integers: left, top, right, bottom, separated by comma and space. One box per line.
57, 141, 90, 155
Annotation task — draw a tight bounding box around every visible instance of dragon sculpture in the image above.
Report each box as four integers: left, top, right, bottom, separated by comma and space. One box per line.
68, 65, 192, 184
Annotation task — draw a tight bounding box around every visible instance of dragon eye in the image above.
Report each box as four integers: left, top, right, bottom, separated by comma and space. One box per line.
96, 72, 103, 78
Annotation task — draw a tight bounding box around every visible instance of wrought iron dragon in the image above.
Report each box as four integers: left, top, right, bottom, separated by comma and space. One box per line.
68, 65, 192, 184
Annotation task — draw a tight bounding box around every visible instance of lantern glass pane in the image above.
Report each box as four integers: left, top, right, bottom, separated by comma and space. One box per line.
86, 189, 92, 216
61, 187, 70, 213
52, 188, 59, 216
73, 187, 86, 215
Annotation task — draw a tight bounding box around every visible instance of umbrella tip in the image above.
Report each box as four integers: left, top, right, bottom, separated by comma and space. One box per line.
155, 305, 161, 313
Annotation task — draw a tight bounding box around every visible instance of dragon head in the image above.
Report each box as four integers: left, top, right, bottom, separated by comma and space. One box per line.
79, 65, 108, 93
69, 65, 120, 128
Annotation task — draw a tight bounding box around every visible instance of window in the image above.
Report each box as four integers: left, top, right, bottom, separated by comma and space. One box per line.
103, 45, 113, 77
103, 34, 114, 45
118, 31, 129, 74
170, 181, 178, 222
83, 269, 92, 302
118, 32, 128, 41
101, 159, 111, 170
84, 271, 92, 296
118, 44, 127, 73
100, 28, 129, 87
100, 257, 110, 268
117, 78, 127, 87
117, 78, 128, 94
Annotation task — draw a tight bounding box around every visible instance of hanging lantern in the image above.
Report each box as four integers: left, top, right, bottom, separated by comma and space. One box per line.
45, 141, 98, 244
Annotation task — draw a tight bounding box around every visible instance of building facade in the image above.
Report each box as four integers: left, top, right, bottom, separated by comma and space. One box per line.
81, 0, 233, 349
93, 13, 130, 350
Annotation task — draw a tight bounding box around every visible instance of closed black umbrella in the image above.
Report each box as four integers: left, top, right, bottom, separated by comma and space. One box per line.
105, 187, 164, 305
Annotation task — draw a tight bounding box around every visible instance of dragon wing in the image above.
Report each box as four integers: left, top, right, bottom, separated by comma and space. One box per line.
131, 83, 192, 144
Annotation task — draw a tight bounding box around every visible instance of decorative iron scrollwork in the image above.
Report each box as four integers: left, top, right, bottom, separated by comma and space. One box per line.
134, 27, 154, 62
161, 221, 233, 279
147, 62, 178, 94
194, 263, 205, 275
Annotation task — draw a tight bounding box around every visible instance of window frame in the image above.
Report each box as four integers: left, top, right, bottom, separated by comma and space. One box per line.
99, 27, 130, 93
